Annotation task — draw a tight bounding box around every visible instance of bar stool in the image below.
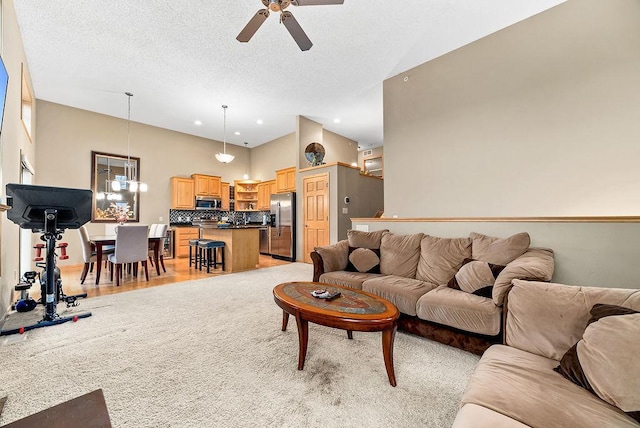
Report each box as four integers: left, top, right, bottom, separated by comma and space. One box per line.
189, 239, 203, 269
197, 240, 225, 273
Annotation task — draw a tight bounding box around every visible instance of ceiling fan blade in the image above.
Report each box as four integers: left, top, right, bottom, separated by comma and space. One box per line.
281, 11, 312, 51
237, 9, 270, 43
291, 0, 344, 5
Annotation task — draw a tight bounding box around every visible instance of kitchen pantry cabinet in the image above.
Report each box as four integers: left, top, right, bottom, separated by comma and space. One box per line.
257, 180, 275, 210
276, 167, 296, 193
191, 174, 221, 198
174, 227, 200, 258
170, 177, 195, 210
234, 180, 260, 211
221, 182, 230, 211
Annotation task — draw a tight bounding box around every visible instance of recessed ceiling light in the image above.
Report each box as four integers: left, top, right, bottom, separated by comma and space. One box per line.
235, 131, 240, 135
256, 119, 263, 125
194, 120, 202, 125
333, 118, 341, 123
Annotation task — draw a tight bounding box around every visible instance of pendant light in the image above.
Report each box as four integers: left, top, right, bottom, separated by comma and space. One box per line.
215, 105, 235, 163
111, 92, 148, 192
243, 142, 249, 179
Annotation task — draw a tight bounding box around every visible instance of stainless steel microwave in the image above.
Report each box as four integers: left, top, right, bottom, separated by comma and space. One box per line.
195, 196, 222, 210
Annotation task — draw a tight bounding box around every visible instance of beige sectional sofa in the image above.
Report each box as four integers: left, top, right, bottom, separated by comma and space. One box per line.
311, 229, 554, 353
453, 279, 640, 427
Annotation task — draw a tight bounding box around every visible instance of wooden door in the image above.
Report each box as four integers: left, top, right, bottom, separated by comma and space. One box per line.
302, 173, 329, 263
221, 182, 230, 210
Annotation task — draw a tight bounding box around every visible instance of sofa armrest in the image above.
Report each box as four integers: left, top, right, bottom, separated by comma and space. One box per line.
504, 279, 640, 359
311, 251, 324, 282
492, 247, 554, 306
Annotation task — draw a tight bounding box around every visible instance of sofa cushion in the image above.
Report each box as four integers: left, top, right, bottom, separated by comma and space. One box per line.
470, 232, 530, 266
315, 240, 349, 272
347, 229, 388, 249
453, 403, 529, 428
447, 258, 505, 298
555, 304, 640, 422
505, 280, 640, 361
415, 235, 471, 285
319, 271, 382, 290
347, 247, 380, 273
492, 248, 554, 306
460, 345, 640, 428
416, 285, 501, 336
362, 275, 435, 316
379, 232, 424, 278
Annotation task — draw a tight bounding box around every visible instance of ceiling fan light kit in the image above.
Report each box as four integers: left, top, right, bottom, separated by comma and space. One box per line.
237, 0, 344, 51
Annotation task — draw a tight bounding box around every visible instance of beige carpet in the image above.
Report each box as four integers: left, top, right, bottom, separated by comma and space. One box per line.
0, 263, 479, 427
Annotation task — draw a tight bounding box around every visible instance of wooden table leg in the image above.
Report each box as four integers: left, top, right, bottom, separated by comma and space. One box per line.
347, 330, 353, 339
382, 325, 397, 387
153, 239, 161, 276
281, 311, 289, 331
294, 313, 309, 371
95, 243, 103, 285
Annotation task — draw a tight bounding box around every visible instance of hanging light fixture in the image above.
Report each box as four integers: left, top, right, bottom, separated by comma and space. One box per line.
243, 142, 249, 179
112, 92, 148, 192
215, 105, 235, 163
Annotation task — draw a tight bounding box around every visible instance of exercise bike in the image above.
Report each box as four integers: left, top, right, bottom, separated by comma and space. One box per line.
12, 242, 87, 314
2, 183, 94, 336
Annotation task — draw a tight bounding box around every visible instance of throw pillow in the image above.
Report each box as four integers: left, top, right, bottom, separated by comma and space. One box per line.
447, 258, 506, 298
470, 232, 530, 265
348, 248, 380, 273
315, 240, 349, 272
555, 304, 640, 423
347, 229, 388, 249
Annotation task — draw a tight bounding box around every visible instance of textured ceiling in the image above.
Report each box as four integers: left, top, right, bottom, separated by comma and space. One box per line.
14, 0, 565, 149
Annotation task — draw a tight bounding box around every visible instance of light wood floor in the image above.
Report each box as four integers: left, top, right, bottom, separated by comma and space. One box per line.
28, 255, 291, 300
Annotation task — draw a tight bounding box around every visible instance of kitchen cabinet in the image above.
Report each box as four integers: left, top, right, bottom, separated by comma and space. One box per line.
221, 182, 230, 211
234, 180, 260, 211
191, 174, 221, 198
276, 167, 296, 193
170, 177, 195, 210
174, 227, 199, 258
257, 180, 275, 210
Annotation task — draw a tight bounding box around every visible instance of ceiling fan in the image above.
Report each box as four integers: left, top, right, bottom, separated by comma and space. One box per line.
237, 0, 344, 51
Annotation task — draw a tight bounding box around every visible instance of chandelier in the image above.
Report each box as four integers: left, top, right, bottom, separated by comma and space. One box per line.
111, 92, 148, 192
215, 105, 235, 163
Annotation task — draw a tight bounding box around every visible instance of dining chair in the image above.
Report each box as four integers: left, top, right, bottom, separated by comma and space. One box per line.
77, 225, 114, 284
108, 225, 149, 286
148, 223, 168, 273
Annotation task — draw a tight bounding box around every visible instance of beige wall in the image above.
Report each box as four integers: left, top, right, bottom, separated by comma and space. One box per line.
383, 0, 640, 218
296, 116, 322, 169
322, 129, 358, 167
0, 0, 39, 318
250, 132, 296, 181
35, 100, 251, 264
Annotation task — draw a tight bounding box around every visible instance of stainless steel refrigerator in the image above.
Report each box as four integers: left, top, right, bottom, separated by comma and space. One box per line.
270, 192, 295, 261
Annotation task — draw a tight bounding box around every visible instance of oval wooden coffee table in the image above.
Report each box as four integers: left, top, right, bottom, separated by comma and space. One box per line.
273, 281, 400, 386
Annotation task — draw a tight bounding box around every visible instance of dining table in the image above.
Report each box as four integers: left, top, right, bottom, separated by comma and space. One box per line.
89, 235, 163, 285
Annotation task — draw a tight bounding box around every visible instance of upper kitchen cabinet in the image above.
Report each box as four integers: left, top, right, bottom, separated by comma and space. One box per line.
234, 180, 260, 211
221, 182, 230, 211
191, 174, 221, 198
257, 180, 276, 210
276, 167, 296, 193
170, 177, 195, 209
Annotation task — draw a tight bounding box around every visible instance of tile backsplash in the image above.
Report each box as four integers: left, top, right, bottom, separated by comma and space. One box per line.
169, 209, 269, 224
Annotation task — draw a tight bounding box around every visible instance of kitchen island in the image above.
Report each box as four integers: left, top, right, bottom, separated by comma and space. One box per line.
199, 226, 260, 272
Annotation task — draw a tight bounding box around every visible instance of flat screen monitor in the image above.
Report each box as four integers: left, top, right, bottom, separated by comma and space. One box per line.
6, 184, 93, 230
0, 55, 8, 139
